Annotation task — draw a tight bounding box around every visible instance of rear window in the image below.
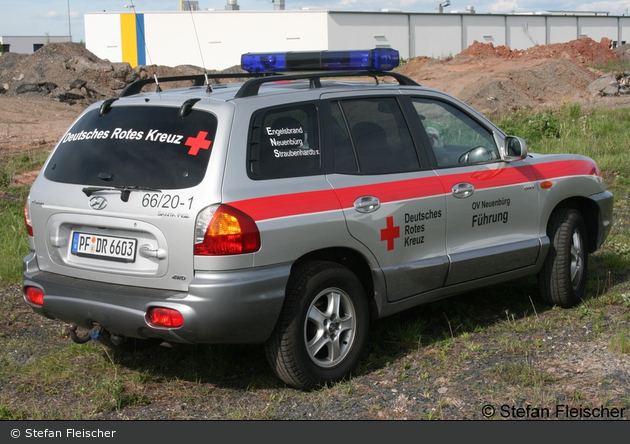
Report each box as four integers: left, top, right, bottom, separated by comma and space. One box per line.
44, 105, 217, 189
248, 104, 321, 179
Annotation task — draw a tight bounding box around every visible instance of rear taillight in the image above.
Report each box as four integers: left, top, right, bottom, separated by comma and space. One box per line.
146, 307, 184, 328
24, 202, 33, 237
24, 286, 44, 306
194, 204, 261, 256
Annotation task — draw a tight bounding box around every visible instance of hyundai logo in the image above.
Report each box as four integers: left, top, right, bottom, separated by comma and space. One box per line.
89, 196, 108, 210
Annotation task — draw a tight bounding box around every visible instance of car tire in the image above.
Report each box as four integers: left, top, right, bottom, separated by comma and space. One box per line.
265, 261, 370, 390
537, 208, 588, 308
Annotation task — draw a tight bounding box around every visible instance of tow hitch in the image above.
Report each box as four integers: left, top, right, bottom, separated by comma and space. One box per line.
67, 323, 101, 344
67, 323, 128, 346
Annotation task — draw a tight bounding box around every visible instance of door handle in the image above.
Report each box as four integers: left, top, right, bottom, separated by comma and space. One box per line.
354, 196, 381, 213
452, 183, 475, 199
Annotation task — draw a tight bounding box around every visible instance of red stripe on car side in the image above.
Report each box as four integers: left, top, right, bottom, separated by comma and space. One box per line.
531, 158, 598, 180
332, 176, 446, 208
229, 189, 341, 222
228, 159, 596, 222
440, 159, 595, 191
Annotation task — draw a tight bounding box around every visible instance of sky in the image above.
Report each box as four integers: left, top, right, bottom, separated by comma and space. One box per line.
1, 0, 630, 44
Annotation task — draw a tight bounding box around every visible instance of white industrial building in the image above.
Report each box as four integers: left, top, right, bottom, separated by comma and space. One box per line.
84, 5, 630, 70
1, 36, 72, 54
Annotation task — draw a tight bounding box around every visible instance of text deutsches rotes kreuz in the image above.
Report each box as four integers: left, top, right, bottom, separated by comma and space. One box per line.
60, 128, 185, 145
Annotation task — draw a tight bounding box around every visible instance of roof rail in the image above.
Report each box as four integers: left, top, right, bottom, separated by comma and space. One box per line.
118, 72, 265, 97
234, 71, 419, 99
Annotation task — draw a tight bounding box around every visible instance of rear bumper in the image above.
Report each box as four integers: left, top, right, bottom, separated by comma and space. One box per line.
23, 252, 290, 344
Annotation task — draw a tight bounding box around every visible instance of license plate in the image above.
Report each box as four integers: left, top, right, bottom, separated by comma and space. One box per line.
71, 232, 137, 262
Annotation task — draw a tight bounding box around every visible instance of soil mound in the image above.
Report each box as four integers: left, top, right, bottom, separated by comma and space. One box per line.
459, 58, 600, 114
0, 38, 626, 119
395, 37, 623, 115
0, 42, 243, 106
458, 37, 619, 65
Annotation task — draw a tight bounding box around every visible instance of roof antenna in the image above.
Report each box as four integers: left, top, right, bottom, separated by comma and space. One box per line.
153, 73, 162, 92
187, 5, 212, 93
126, 1, 161, 92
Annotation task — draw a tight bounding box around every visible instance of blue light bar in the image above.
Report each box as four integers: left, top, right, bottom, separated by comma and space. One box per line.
241, 48, 400, 73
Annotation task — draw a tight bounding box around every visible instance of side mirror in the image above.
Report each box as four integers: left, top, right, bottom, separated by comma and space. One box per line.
458, 146, 494, 164
504, 136, 528, 161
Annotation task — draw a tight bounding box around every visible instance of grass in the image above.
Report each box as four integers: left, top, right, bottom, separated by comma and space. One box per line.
495, 103, 630, 178
587, 58, 630, 73
609, 332, 630, 354
0, 149, 47, 284
1, 103, 630, 419
0, 197, 29, 284
488, 360, 556, 387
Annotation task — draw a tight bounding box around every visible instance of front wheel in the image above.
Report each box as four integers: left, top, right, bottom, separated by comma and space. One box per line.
265, 261, 370, 390
538, 208, 588, 308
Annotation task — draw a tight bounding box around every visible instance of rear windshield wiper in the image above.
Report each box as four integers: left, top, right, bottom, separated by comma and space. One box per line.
82, 185, 162, 202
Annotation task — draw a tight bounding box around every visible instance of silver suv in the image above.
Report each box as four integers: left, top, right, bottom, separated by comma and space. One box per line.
23, 49, 613, 389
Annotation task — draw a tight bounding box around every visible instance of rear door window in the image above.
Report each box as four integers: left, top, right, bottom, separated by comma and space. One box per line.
248, 104, 321, 179
330, 97, 420, 175
44, 106, 217, 189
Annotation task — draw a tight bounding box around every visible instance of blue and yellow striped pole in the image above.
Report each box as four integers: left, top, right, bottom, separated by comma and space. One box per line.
120, 13, 146, 67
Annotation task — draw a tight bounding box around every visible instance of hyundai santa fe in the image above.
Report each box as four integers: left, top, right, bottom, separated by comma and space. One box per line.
22, 48, 613, 389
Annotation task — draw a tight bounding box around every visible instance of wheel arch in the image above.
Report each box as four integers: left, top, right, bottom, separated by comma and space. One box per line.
547, 197, 601, 254
290, 247, 378, 320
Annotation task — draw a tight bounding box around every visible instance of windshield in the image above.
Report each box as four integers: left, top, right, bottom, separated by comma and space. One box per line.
44, 105, 217, 189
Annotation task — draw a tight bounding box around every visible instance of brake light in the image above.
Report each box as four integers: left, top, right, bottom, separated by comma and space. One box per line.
24, 202, 33, 237
24, 286, 44, 306
194, 204, 261, 256
146, 307, 184, 328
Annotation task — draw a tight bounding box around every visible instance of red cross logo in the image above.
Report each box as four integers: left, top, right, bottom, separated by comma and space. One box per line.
185, 131, 212, 155
380, 216, 400, 251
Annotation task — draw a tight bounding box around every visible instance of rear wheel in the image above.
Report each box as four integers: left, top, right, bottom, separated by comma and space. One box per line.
538, 208, 588, 308
265, 261, 369, 390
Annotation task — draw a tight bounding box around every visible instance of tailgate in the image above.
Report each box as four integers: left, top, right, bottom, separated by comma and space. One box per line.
28, 103, 220, 291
